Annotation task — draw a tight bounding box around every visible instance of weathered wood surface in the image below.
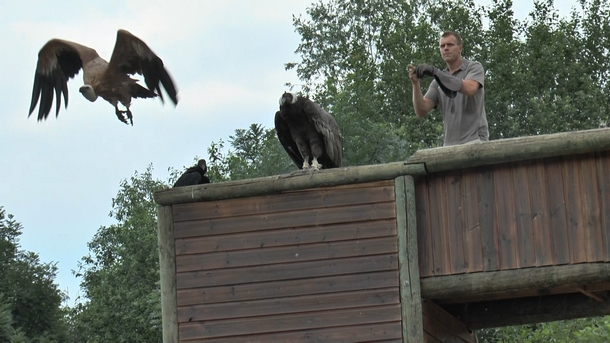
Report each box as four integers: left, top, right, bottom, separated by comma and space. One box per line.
396, 176, 424, 343
416, 152, 610, 277
157, 206, 178, 343
175, 236, 398, 273
180, 305, 402, 340
173, 181, 403, 342
423, 300, 476, 343
436, 282, 610, 304
177, 322, 403, 343
420, 263, 610, 300
153, 128, 610, 341
443, 292, 610, 329
172, 181, 395, 222
408, 127, 610, 173
177, 270, 399, 306
178, 288, 399, 323
155, 161, 426, 206
175, 219, 396, 256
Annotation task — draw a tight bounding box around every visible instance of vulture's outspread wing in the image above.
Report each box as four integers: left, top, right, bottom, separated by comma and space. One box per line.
274, 111, 304, 167
303, 100, 342, 168
29, 39, 99, 121
108, 30, 178, 105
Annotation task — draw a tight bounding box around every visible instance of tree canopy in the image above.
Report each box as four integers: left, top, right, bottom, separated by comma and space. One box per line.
69, 166, 165, 343
0, 207, 69, 343
287, 0, 610, 165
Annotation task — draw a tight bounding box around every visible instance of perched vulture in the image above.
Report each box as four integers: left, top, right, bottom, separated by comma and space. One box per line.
173, 159, 210, 188
275, 92, 342, 170
28, 29, 178, 125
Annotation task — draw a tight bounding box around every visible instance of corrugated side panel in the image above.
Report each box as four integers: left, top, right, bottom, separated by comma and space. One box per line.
416, 151, 610, 277
172, 181, 403, 342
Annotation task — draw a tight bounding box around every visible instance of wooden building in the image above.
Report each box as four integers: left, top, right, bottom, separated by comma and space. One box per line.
155, 128, 610, 343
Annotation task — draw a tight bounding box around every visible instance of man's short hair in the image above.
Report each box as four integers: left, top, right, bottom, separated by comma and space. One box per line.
441, 31, 462, 46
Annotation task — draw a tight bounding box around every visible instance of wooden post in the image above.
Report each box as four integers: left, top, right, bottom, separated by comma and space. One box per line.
396, 175, 424, 342
158, 205, 178, 343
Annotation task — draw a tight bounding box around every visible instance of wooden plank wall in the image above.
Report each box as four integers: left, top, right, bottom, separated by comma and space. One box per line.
171, 181, 404, 342
416, 151, 610, 277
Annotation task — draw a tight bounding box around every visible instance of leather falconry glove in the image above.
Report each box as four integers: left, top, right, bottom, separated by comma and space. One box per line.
414, 64, 462, 98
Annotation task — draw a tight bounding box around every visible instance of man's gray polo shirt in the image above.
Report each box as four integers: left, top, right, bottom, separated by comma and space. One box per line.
424, 59, 488, 146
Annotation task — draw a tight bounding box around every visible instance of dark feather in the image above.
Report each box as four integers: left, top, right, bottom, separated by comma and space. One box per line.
275, 92, 342, 169
30, 44, 83, 120
130, 83, 157, 99
274, 111, 304, 167
28, 30, 178, 125
109, 29, 178, 105
173, 160, 210, 188
29, 39, 93, 121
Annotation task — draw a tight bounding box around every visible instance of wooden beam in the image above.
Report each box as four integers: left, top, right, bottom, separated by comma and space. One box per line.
442, 292, 610, 329
408, 128, 610, 173
157, 205, 178, 343
154, 161, 426, 206
437, 282, 610, 304
576, 286, 605, 302
396, 176, 424, 342
423, 300, 476, 343
420, 263, 610, 300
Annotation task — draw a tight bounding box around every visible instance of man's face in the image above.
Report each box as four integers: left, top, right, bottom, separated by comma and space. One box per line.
439, 35, 462, 63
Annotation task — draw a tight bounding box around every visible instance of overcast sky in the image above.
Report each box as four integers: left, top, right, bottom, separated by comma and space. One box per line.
0, 0, 576, 306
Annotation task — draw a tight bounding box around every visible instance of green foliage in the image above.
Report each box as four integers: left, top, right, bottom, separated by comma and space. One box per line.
0, 208, 68, 343
207, 123, 295, 181
7, 252, 65, 339
480, 0, 610, 138
71, 166, 165, 343
0, 295, 12, 343
288, 0, 610, 163
478, 316, 610, 342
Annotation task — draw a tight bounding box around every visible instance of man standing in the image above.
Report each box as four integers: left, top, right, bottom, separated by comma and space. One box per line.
409, 31, 488, 146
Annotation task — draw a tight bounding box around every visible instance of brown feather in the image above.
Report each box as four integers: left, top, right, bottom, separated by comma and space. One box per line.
28, 30, 178, 125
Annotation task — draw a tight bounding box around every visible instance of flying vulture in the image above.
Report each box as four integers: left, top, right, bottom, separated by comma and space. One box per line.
28, 29, 178, 125
275, 92, 342, 170
173, 159, 210, 188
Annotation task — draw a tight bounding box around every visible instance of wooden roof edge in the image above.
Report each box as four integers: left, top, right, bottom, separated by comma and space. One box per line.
154, 160, 427, 206
407, 128, 610, 173
155, 128, 610, 206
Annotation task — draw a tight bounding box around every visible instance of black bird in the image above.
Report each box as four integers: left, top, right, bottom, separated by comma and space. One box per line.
173, 159, 210, 188
275, 92, 342, 170
28, 29, 178, 125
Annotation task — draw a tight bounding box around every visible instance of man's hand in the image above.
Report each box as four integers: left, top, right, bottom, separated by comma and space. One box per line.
414, 64, 437, 79
408, 64, 420, 83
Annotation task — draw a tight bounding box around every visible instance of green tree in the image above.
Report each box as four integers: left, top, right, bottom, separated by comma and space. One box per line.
0, 295, 12, 342
478, 317, 610, 342
207, 123, 295, 181
289, 0, 610, 162
71, 166, 165, 342
0, 207, 69, 343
